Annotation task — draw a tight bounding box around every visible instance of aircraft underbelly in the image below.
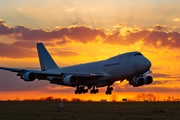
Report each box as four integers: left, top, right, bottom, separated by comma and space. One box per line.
79, 77, 112, 85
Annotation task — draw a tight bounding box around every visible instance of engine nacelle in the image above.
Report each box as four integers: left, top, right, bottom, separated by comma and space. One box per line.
129, 77, 144, 87
63, 75, 78, 85
142, 75, 153, 84
22, 72, 35, 81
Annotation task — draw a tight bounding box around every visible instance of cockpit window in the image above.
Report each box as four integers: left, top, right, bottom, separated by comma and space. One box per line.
134, 53, 142, 56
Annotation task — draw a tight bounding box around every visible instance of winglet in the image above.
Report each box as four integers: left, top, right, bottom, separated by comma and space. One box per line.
37, 43, 59, 71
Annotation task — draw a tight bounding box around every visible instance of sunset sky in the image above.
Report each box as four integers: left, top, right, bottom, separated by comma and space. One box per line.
0, 0, 180, 101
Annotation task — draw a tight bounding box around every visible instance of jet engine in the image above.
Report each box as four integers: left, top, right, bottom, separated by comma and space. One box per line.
129, 75, 153, 87
63, 75, 78, 85
22, 72, 35, 81
129, 77, 144, 87
142, 75, 153, 84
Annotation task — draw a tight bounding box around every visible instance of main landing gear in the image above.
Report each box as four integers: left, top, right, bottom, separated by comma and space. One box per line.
105, 86, 113, 95
75, 85, 113, 95
90, 86, 99, 94
75, 86, 88, 94
75, 85, 99, 94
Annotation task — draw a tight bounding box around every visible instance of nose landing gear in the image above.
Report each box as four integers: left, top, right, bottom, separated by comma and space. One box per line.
105, 86, 113, 95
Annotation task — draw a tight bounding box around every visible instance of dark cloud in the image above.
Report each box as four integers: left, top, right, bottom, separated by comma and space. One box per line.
153, 24, 167, 30
12, 41, 37, 49
150, 80, 180, 85
0, 42, 79, 58
144, 31, 180, 48
105, 29, 180, 48
0, 19, 6, 24
1, 20, 180, 49
105, 31, 123, 44
67, 26, 106, 43
114, 80, 180, 93
0, 20, 106, 43
124, 30, 150, 45
0, 43, 37, 58
0, 70, 49, 91
151, 73, 171, 78
105, 30, 150, 45
11, 41, 56, 49
56, 39, 68, 45
0, 22, 14, 35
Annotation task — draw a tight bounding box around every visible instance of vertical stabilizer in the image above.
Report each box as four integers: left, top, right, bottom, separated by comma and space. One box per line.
37, 43, 59, 71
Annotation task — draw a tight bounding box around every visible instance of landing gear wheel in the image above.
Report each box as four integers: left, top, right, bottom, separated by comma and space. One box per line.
105, 90, 112, 95
79, 91, 82, 94
106, 86, 113, 95
90, 88, 99, 94
90, 90, 93, 94
107, 86, 113, 91
75, 85, 89, 94
96, 89, 99, 93
85, 89, 88, 93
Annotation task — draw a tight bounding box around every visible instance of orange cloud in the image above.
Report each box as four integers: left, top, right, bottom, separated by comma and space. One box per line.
51, 50, 79, 57
12, 41, 56, 49
173, 18, 180, 22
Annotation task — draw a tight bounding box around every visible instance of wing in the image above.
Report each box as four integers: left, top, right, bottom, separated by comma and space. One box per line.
0, 67, 61, 77
0, 67, 105, 82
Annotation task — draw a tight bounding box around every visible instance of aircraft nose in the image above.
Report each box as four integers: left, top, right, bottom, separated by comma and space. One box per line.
135, 57, 151, 74
144, 59, 151, 69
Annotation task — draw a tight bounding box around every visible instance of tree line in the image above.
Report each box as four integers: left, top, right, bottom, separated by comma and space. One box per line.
127, 93, 180, 102
4, 93, 180, 102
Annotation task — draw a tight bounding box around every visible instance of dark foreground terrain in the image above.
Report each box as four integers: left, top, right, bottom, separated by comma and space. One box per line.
0, 101, 180, 120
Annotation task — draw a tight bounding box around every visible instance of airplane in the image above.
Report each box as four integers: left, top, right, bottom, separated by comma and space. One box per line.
0, 43, 153, 95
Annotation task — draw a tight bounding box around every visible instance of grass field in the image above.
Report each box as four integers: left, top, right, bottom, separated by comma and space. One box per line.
0, 101, 180, 120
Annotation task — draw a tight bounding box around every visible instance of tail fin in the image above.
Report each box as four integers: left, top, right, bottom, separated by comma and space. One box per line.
37, 43, 59, 71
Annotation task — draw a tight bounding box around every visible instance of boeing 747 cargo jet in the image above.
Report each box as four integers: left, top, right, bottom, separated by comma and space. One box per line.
0, 43, 153, 95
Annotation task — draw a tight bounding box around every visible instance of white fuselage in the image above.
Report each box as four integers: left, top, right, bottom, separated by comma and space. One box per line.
46, 52, 151, 86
